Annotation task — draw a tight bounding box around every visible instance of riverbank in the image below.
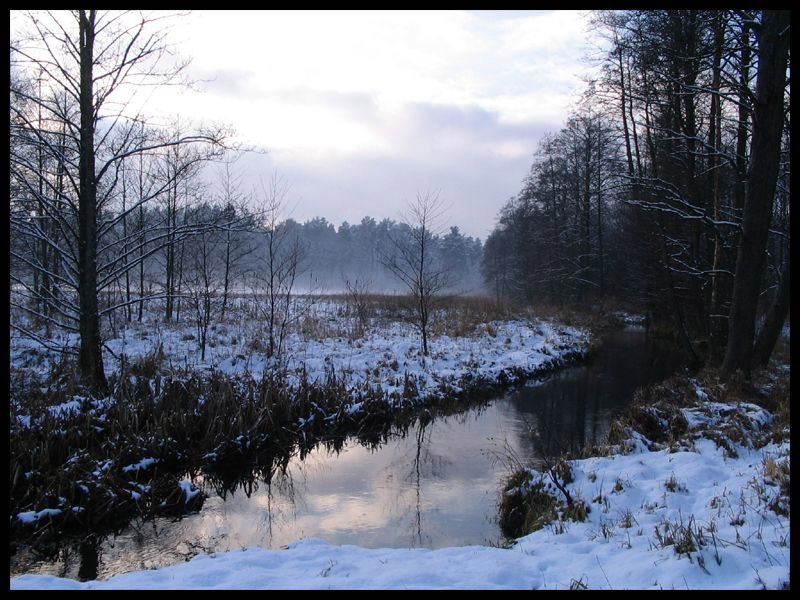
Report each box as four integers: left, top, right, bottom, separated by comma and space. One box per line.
10, 298, 592, 569
12, 358, 789, 590
11, 296, 593, 402
497, 361, 790, 589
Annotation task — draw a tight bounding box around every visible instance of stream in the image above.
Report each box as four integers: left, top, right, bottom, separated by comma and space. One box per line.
11, 325, 682, 581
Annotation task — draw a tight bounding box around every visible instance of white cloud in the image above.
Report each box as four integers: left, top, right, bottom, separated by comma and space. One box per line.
13, 10, 602, 239
154, 10, 597, 149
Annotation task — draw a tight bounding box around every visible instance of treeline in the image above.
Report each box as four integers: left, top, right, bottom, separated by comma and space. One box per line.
281, 216, 483, 294
10, 141, 484, 327
481, 10, 790, 376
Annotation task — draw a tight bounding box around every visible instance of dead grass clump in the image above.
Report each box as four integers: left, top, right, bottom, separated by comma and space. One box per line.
762, 456, 790, 517
704, 431, 739, 458
44, 352, 85, 389
553, 458, 574, 486
428, 295, 519, 338
619, 509, 636, 529
653, 515, 707, 559
499, 478, 558, 538
605, 420, 631, 450
615, 403, 688, 447
664, 473, 688, 493
750, 364, 791, 429
498, 463, 588, 540
763, 456, 789, 483
717, 370, 753, 404
363, 293, 411, 324
600, 375, 695, 454
633, 373, 697, 408
128, 345, 166, 379
343, 278, 374, 336
498, 470, 534, 538
298, 313, 335, 340
246, 335, 268, 354
772, 376, 790, 429
563, 499, 591, 523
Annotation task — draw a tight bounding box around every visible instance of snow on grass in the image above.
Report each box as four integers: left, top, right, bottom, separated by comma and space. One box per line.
11, 298, 590, 406
178, 480, 202, 503
16, 508, 63, 525
511, 437, 789, 590
121, 458, 160, 473
221, 319, 589, 400
46, 398, 83, 419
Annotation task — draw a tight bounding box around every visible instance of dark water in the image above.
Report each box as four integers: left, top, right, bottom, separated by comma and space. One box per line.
11, 326, 681, 581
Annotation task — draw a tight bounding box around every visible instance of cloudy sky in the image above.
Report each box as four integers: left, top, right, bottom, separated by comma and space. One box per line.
16, 10, 603, 240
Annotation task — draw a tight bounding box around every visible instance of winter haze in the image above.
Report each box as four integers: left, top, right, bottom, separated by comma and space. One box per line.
136, 10, 599, 240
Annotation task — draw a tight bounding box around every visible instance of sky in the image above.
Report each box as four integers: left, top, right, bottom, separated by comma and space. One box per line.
13, 10, 603, 240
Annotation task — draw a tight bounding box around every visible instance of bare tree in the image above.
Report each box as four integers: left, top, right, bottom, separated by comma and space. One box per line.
10, 10, 229, 390
250, 172, 307, 360
149, 118, 210, 323
343, 275, 373, 337
382, 191, 452, 357
215, 153, 259, 321
721, 10, 791, 378
182, 203, 225, 361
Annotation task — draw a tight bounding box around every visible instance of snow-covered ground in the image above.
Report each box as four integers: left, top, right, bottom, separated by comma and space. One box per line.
10, 302, 789, 589
11, 394, 789, 589
11, 298, 590, 402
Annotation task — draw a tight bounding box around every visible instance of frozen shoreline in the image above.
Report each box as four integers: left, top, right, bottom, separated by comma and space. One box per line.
11, 369, 790, 589
11, 415, 789, 590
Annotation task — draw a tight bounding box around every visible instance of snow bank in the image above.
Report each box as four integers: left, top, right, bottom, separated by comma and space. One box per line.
12, 311, 590, 406
11, 404, 789, 589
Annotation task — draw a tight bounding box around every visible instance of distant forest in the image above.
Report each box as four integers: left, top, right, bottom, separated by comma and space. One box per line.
282, 216, 484, 294
59, 203, 486, 297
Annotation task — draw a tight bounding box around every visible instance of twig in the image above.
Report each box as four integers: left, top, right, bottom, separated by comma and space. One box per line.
596, 556, 612, 589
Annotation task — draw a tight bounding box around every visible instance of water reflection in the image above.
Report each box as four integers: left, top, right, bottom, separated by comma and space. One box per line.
503, 325, 680, 461
11, 326, 680, 581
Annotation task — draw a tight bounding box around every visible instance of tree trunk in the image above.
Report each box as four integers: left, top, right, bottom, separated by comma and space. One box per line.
137, 125, 146, 322
752, 255, 790, 367
77, 10, 107, 391
616, 41, 635, 177
122, 163, 132, 322
721, 10, 790, 379
221, 229, 232, 321
734, 23, 752, 215
709, 12, 725, 327
659, 222, 700, 368
627, 59, 643, 178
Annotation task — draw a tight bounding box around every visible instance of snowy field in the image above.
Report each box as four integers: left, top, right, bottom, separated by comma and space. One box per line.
10, 297, 590, 402
11, 393, 790, 589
